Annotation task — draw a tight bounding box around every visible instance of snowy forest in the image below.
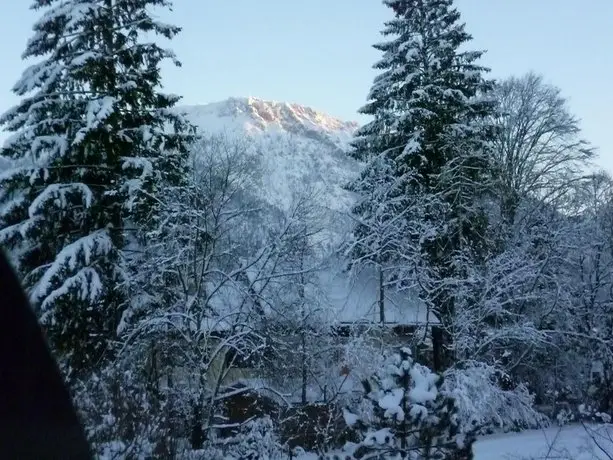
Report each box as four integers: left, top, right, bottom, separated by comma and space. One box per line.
0, 0, 611, 459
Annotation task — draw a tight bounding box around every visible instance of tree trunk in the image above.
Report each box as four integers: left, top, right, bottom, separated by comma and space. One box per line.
378, 265, 385, 324
301, 331, 308, 405
189, 395, 205, 450
192, 366, 209, 449
432, 326, 444, 373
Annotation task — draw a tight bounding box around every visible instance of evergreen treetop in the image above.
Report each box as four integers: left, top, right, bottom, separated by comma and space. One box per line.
353, 0, 495, 177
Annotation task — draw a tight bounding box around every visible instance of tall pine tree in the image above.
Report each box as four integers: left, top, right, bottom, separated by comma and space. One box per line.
349, 0, 497, 367
0, 0, 193, 375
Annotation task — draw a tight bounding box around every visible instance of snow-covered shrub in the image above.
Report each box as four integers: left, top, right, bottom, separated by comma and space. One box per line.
74, 365, 175, 459
340, 334, 387, 386
279, 402, 358, 452
177, 445, 223, 460
327, 347, 475, 460
442, 361, 548, 434
553, 403, 613, 427
174, 416, 284, 459
578, 404, 612, 424
223, 416, 286, 460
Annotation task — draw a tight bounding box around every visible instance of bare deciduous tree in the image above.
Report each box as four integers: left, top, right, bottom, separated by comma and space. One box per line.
118, 134, 326, 450
491, 72, 595, 223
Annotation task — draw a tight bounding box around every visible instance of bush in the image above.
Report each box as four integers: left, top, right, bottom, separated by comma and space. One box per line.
326, 347, 476, 460
221, 416, 286, 460
74, 365, 176, 458
441, 361, 548, 434
279, 403, 358, 452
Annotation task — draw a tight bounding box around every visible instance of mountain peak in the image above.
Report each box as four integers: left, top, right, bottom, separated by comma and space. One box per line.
178, 96, 360, 215
180, 97, 358, 151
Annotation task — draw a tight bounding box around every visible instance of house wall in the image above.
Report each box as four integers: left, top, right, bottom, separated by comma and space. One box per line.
156, 342, 259, 394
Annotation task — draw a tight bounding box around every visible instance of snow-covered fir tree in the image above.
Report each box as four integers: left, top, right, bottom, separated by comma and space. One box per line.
348, 0, 497, 365
224, 416, 285, 460
0, 0, 193, 374
332, 347, 474, 459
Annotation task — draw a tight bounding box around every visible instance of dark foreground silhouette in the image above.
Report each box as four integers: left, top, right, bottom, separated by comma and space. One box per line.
0, 250, 91, 459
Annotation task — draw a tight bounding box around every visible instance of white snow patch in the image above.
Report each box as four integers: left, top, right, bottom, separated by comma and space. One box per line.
474, 424, 613, 459
318, 258, 434, 325
299, 425, 613, 460
379, 388, 405, 421
408, 365, 438, 404
342, 408, 359, 427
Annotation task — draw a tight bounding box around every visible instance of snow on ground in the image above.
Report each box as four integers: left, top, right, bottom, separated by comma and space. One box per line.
298, 425, 613, 459
474, 425, 613, 459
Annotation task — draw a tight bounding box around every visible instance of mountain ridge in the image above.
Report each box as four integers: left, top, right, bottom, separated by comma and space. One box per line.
179, 96, 359, 153
178, 97, 361, 216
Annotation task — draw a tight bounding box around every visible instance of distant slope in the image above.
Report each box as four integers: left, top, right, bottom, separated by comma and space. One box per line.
180, 97, 431, 326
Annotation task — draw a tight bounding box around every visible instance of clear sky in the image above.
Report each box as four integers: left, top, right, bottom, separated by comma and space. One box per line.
0, 1, 611, 171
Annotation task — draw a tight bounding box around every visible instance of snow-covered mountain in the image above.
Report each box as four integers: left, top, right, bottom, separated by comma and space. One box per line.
179, 97, 360, 214
180, 97, 430, 326
182, 97, 358, 146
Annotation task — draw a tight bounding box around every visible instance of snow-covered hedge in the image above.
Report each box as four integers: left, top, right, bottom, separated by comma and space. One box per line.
441, 361, 548, 434
75, 366, 175, 459
180, 416, 286, 460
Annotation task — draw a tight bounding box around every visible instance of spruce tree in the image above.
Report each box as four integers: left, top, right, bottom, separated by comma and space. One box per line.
349, 0, 497, 365
332, 348, 475, 459
0, 0, 193, 375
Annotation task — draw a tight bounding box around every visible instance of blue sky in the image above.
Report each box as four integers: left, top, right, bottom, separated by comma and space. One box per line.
0, 1, 610, 171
